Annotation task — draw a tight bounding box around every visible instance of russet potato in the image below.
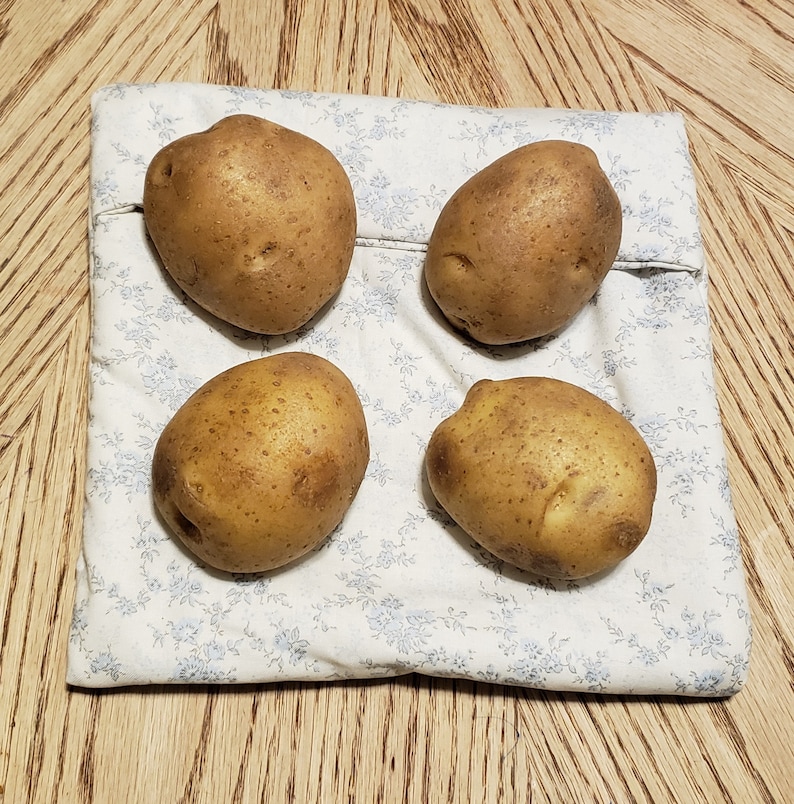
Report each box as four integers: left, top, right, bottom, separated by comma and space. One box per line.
152, 352, 369, 574
424, 140, 622, 345
425, 376, 656, 580
143, 114, 356, 334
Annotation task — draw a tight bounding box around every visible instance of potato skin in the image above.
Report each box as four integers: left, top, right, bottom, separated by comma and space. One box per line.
424, 140, 622, 345
425, 377, 656, 580
152, 352, 369, 573
143, 114, 356, 334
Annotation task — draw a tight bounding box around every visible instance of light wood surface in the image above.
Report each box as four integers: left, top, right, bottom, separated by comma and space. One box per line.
1, 0, 792, 801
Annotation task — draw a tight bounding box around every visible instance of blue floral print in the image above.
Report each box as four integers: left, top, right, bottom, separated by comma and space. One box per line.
68, 84, 751, 696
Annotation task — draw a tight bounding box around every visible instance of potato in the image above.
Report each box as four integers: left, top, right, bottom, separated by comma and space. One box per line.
152, 352, 369, 573
425, 376, 656, 580
424, 140, 622, 345
143, 114, 356, 334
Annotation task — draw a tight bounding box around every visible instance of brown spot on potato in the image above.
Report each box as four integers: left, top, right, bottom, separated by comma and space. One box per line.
292, 452, 341, 509
151, 450, 175, 497
582, 486, 606, 508
427, 432, 453, 480
496, 540, 566, 579
610, 520, 644, 550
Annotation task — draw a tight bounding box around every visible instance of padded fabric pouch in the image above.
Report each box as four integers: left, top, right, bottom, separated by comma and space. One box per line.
68, 84, 751, 694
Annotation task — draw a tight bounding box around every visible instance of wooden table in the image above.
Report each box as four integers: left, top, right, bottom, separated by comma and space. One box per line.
1, 0, 792, 801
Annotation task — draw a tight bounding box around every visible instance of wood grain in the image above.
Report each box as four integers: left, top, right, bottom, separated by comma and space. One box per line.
1, 0, 793, 801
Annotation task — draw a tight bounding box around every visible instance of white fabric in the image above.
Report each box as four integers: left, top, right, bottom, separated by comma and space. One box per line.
68, 83, 752, 695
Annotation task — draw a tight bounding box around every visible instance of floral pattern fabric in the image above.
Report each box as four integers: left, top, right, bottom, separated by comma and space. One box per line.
67, 83, 752, 695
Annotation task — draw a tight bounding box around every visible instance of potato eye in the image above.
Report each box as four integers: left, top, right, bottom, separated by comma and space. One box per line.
174, 508, 200, 543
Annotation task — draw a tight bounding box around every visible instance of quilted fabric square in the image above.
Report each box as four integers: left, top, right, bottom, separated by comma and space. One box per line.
68, 83, 751, 694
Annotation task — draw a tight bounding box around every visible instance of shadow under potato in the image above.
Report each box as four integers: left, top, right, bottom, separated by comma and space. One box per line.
150, 492, 334, 583
416, 265, 573, 362
141, 218, 343, 352
414, 459, 606, 592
